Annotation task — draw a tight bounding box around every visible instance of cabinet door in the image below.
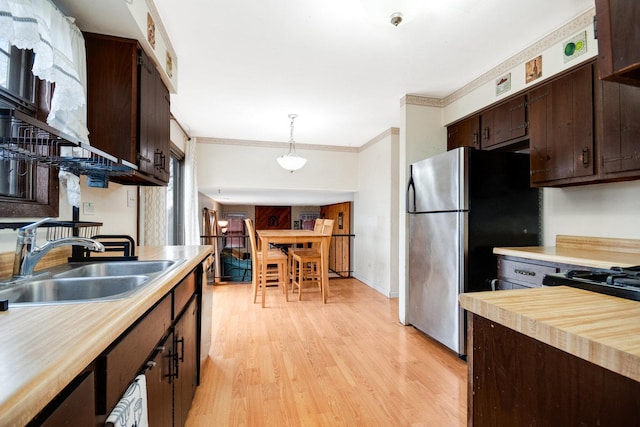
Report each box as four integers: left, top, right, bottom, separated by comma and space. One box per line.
85, 33, 138, 164
101, 295, 172, 415
38, 371, 95, 427
447, 115, 480, 150
528, 64, 594, 185
174, 297, 198, 427
597, 79, 640, 175
595, 0, 640, 87
138, 47, 156, 177
138, 48, 170, 182
481, 95, 527, 149
156, 74, 171, 183
146, 336, 173, 427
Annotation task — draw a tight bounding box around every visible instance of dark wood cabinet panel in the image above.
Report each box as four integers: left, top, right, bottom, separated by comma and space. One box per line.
174, 297, 198, 427
85, 33, 138, 165
100, 295, 172, 414
255, 206, 291, 230
447, 115, 480, 150
37, 371, 95, 427
469, 314, 640, 426
595, 0, 640, 87
480, 95, 527, 149
596, 78, 640, 176
85, 32, 170, 185
528, 63, 594, 185
146, 335, 173, 427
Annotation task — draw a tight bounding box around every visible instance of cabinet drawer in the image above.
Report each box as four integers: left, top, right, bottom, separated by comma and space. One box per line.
498, 259, 558, 287
174, 270, 196, 318
101, 295, 171, 414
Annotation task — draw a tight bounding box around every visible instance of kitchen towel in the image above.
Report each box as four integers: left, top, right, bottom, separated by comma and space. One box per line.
58, 170, 80, 208
105, 374, 149, 427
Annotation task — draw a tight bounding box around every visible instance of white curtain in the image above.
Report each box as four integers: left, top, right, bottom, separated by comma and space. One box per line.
0, 0, 89, 143
142, 187, 167, 246
184, 137, 200, 245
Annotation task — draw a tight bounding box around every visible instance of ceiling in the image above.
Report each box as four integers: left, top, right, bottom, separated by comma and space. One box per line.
56, 0, 594, 205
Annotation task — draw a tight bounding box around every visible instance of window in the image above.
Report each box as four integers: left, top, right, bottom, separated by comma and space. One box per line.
0, 42, 36, 109
167, 146, 184, 245
0, 43, 58, 217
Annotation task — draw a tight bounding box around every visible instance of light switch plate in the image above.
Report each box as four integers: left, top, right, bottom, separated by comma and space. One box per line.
83, 202, 95, 215
127, 189, 136, 207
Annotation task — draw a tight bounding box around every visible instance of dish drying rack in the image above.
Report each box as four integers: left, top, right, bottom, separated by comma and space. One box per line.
0, 108, 137, 178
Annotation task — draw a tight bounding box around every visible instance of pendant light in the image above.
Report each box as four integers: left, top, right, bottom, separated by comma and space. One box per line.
277, 114, 307, 172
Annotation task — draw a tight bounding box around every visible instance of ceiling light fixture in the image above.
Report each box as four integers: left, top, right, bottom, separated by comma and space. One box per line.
277, 114, 307, 173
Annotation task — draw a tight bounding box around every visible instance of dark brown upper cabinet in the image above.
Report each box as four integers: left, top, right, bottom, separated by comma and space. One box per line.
595, 0, 640, 87
527, 63, 594, 186
447, 114, 480, 150
595, 77, 640, 178
84, 33, 170, 186
480, 95, 527, 149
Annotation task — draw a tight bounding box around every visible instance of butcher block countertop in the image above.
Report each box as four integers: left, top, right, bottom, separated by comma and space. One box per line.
494, 235, 640, 269
0, 245, 212, 427
460, 286, 640, 384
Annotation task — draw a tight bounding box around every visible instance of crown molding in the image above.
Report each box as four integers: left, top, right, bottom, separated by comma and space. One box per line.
401, 95, 444, 108
196, 137, 359, 153
358, 127, 400, 152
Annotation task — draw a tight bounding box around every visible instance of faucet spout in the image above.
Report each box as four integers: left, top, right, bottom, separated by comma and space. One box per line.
12, 219, 105, 278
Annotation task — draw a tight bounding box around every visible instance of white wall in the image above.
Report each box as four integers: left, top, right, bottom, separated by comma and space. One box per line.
196, 140, 358, 195
544, 181, 640, 242
353, 130, 398, 297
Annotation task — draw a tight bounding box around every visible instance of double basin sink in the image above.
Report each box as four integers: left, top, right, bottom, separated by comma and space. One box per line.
0, 259, 184, 306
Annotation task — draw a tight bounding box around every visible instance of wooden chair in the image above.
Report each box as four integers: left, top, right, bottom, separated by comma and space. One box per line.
244, 218, 288, 304
290, 219, 334, 300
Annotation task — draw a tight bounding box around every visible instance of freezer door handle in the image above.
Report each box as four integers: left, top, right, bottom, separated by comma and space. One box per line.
407, 164, 416, 213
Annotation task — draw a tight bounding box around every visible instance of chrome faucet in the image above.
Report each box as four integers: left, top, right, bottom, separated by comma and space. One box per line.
12, 218, 105, 278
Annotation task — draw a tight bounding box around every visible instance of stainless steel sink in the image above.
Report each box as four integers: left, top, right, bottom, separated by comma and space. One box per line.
53, 260, 177, 278
0, 259, 185, 306
0, 275, 149, 305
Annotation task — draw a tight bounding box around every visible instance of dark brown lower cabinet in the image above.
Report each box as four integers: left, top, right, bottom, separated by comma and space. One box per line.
27, 265, 203, 427
147, 335, 174, 427
468, 314, 640, 426
174, 298, 199, 426
35, 371, 95, 427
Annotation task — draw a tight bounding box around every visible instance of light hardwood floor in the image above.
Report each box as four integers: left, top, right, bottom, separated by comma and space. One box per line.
186, 278, 467, 426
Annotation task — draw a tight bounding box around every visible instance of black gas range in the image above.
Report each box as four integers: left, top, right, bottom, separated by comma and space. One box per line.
542, 266, 640, 301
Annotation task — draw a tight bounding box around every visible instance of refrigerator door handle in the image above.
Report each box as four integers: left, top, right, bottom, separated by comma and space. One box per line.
407, 165, 416, 213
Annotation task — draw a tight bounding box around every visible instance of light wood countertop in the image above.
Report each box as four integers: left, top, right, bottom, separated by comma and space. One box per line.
494, 235, 640, 269
459, 286, 640, 383
0, 245, 212, 427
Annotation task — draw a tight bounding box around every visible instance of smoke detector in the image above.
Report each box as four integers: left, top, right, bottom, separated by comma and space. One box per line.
390, 12, 403, 26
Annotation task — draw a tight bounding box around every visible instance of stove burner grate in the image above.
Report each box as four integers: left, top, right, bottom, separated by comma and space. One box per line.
543, 265, 640, 301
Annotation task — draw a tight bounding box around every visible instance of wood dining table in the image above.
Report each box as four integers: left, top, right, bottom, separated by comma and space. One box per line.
256, 229, 332, 307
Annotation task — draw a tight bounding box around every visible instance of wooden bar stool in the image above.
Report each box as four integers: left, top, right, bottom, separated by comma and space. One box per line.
290, 219, 334, 300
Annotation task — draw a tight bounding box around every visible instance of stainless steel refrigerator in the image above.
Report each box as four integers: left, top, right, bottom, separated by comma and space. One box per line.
407, 147, 540, 356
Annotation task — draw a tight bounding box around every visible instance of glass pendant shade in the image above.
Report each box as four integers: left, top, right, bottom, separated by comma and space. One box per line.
277, 153, 307, 172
